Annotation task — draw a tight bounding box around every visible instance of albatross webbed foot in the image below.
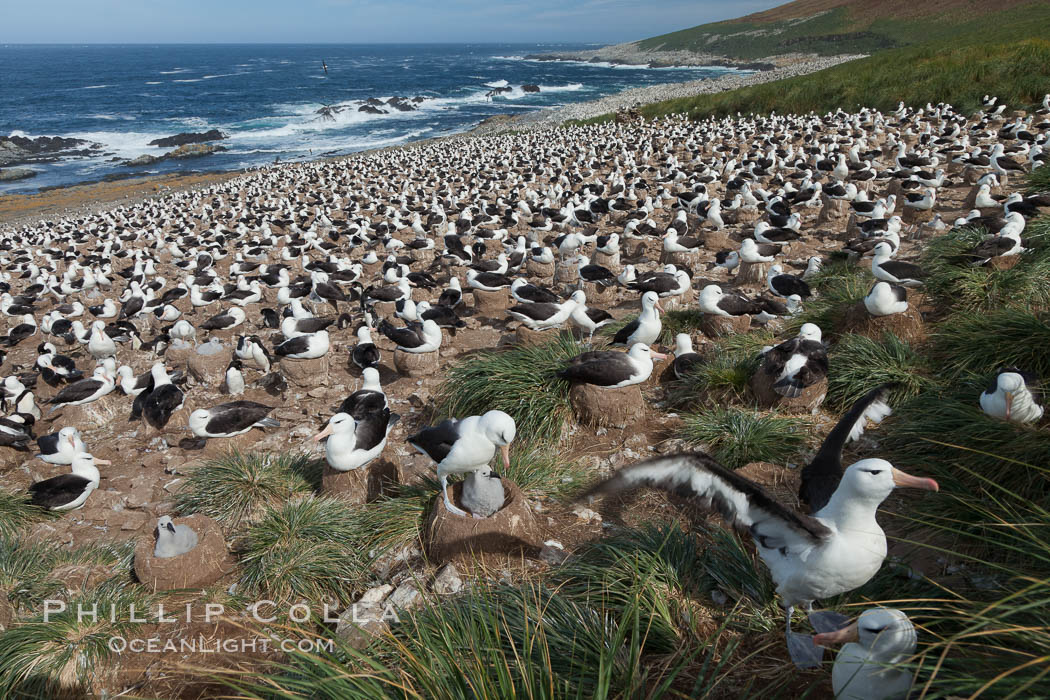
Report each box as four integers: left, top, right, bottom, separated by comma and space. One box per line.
786, 631, 824, 669
808, 610, 851, 634
442, 493, 470, 517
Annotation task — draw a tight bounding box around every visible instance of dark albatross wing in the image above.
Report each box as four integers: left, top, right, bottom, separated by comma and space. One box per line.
338, 389, 387, 419
143, 384, 184, 429
879, 260, 925, 280
28, 474, 93, 508
274, 334, 313, 357
205, 400, 277, 435
36, 432, 61, 455
578, 452, 832, 545
799, 384, 894, 512
556, 353, 635, 386
48, 379, 103, 406
509, 302, 560, 321
718, 292, 760, 316
354, 412, 401, 452
378, 319, 424, 348
408, 418, 461, 463
611, 318, 641, 345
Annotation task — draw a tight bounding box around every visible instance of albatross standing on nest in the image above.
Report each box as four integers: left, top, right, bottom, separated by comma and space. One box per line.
578, 452, 937, 668
408, 410, 516, 517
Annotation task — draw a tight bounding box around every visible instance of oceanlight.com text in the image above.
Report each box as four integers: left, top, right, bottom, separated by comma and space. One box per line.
108, 636, 335, 654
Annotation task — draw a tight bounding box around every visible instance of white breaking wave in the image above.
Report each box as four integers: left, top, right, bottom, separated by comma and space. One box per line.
483, 79, 509, 88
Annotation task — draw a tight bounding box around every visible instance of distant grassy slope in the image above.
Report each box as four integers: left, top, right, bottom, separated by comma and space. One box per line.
635, 0, 1038, 59
571, 7, 1050, 125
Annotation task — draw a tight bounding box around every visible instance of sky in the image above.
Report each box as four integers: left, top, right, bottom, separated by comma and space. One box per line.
2, 0, 785, 44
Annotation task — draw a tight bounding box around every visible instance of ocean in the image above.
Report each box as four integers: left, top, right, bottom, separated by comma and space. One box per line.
0, 44, 742, 194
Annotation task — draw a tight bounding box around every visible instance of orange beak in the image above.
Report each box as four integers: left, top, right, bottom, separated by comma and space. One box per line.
94, 458, 112, 466
500, 443, 511, 471
1005, 392, 1013, 421
892, 467, 939, 492
813, 621, 859, 647
651, 351, 668, 361
312, 424, 334, 442
655, 300, 665, 315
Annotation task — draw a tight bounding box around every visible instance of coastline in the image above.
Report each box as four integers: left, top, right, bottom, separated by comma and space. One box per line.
0, 52, 862, 227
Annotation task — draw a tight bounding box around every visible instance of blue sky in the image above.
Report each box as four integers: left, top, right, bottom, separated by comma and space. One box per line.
4, 0, 784, 44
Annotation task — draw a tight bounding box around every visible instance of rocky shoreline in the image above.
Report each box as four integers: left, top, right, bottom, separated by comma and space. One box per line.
472, 53, 865, 132
523, 40, 834, 70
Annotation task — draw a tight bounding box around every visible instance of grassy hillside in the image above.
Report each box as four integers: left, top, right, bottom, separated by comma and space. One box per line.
635, 0, 1038, 59
571, 8, 1050, 126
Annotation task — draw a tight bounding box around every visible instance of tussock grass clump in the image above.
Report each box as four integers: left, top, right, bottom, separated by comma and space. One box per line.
900, 458, 1050, 697
920, 223, 1050, 311
238, 496, 367, 608
502, 448, 587, 499
0, 538, 135, 614
932, 309, 1050, 379
785, 261, 872, 338
226, 583, 678, 698
0, 489, 53, 539
0, 586, 154, 698
344, 486, 432, 561
174, 450, 322, 529
680, 406, 810, 469
435, 333, 581, 448
228, 545, 752, 698
671, 329, 773, 406
883, 385, 1050, 511
658, 308, 706, 344
1026, 164, 1050, 195
695, 524, 776, 616
826, 331, 936, 410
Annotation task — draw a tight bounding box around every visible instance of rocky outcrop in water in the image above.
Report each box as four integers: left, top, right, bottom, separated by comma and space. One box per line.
521, 84, 540, 93
167, 143, 227, 159
0, 135, 102, 167
125, 154, 164, 167
0, 168, 37, 181
317, 95, 429, 121
148, 130, 227, 148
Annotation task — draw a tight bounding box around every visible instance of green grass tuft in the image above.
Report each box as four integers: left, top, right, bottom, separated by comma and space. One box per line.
785, 260, 872, 338
174, 450, 322, 530
932, 309, 1050, 379
1026, 164, 1050, 195
670, 329, 773, 406
826, 331, 937, 410
0, 489, 54, 539
883, 383, 1050, 512
0, 586, 155, 698
237, 496, 369, 608
920, 221, 1050, 311
435, 332, 582, 448
0, 538, 136, 615
679, 406, 811, 470
658, 309, 707, 344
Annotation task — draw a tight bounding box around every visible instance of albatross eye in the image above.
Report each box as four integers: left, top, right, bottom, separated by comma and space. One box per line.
866, 470, 883, 476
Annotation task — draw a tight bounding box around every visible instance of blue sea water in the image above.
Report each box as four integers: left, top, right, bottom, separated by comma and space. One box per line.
0, 44, 742, 194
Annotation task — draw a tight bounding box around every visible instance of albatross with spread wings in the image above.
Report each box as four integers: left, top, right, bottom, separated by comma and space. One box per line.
578, 450, 937, 668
